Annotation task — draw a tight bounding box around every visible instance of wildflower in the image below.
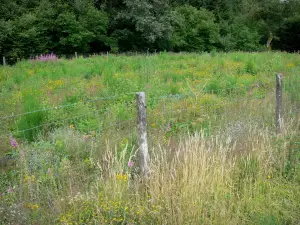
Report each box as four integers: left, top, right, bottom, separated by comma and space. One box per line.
10, 136, 18, 148
7, 187, 13, 193
24, 175, 36, 183
286, 63, 295, 68
116, 173, 128, 181
167, 122, 172, 131
24, 203, 39, 210
267, 175, 271, 179
34, 53, 58, 62
128, 160, 133, 168
84, 135, 92, 141
163, 135, 168, 144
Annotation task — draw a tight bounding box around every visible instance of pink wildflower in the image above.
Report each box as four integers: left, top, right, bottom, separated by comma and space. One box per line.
128, 160, 133, 168
35, 53, 58, 62
167, 122, 171, 131
10, 136, 18, 148
7, 187, 13, 193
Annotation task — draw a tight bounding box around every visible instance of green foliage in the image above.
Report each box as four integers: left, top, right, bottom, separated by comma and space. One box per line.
17, 93, 47, 142
171, 6, 220, 52
220, 19, 263, 51
55, 11, 93, 52
0, 20, 13, 54
58, 194, 164, 224
233, 155, 260, 194
113, 0, 172, 51
0, 0, 110, 60
273, 15, 300, 52
1, 0, 300, 59
284, 73, 300, 106
245, 60, 257, 75
282, 137, 300, 181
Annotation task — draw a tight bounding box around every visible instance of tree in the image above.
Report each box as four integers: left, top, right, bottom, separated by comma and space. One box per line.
0, 20, 12, 55
0, 0, 111, 59
273, 15, 300, 52
1, 0, 300, 58
170, 6, 220, 52
113, 0, 172, 51
219, 17, 263, 51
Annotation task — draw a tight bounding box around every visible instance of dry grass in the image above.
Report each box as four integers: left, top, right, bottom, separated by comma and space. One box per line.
1, 118, 299, 225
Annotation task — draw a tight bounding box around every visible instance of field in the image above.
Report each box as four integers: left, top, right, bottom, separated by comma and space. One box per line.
0, 52, 300, 224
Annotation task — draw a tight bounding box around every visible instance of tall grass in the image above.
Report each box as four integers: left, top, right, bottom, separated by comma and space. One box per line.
1, 118, 299, 224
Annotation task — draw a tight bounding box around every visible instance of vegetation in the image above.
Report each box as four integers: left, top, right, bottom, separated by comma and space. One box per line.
0, 52, 300, 224
1, 1, 300, 224
1, 0, 300, 64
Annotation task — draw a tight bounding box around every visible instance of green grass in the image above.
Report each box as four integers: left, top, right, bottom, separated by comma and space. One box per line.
0, 51, 298, 143
0, 52, 300, 224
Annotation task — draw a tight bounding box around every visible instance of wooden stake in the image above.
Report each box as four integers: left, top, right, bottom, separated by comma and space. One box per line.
276, 73, 283, 133
136, 92, 150, 178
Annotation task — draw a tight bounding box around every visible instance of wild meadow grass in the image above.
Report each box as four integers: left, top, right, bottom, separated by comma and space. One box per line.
0, 52, 300, 224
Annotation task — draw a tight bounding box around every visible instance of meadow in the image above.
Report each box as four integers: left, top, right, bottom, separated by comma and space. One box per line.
0, 52, 300, 224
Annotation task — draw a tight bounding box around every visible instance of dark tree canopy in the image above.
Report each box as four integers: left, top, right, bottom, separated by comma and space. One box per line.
273, 15, 300, 52
0, 0, 300, 62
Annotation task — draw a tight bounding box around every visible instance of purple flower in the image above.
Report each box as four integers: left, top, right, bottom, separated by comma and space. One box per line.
34, 53, 58, 62
10, 136, 18, 148
167, 122, 171, 131
128, 160, 133, 168
7, 187, 13, 193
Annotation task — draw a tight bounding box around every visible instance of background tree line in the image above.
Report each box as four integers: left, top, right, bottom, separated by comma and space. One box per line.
1, 0, 300, 62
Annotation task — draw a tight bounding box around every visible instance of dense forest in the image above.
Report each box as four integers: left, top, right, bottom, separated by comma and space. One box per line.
1, 0, 300, 61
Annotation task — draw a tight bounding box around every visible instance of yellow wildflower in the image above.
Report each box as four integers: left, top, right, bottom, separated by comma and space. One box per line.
116, 173, 128, 181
